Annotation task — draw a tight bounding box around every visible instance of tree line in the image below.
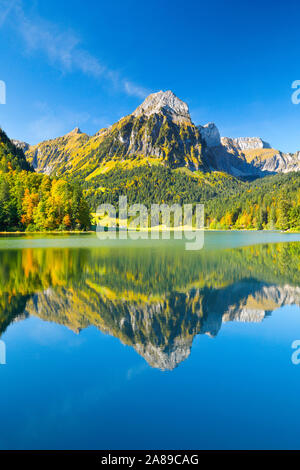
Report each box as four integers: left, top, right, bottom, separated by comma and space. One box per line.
83, 164, 300, 231
205, 172, 300, 231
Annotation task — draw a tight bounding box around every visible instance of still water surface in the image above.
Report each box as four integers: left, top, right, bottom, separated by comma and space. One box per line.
0, 231, 299, 449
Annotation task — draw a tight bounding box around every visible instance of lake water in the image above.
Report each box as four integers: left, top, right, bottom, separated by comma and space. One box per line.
0, 231, 300, 450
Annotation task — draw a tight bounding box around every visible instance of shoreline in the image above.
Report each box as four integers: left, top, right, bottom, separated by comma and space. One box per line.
0, 230, 94, 235
0, 229, 299, 235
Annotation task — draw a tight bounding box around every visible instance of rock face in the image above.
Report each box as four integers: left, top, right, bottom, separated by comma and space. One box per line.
133, 90, 191, 125
222, 137, 271, 151
25, 129, 89, 175
135, 337, 192, 371
216, 137, 300, 175
67, 127, 82, 136
11, 139, 30, 153
198, 122, 221, 147
244, 149, 300, 173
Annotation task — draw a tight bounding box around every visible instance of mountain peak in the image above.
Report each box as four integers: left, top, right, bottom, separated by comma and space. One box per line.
67, 127, 82, 136
132, 90, 191, 124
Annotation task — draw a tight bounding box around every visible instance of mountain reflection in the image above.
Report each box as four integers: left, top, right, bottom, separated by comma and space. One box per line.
0, 242, 299, 369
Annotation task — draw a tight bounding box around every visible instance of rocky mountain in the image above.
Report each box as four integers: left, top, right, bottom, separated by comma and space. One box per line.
217, 136, 300, 175
193, 129, 300, 177
26, 127, 89, 176
25, 91, 212, 178
19, 90, 300, 180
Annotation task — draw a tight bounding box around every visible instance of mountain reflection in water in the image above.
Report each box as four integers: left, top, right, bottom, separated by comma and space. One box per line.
0, 241, 299, 370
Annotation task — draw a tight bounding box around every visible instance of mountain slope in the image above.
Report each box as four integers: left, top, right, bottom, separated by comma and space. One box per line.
0, 128, 32, 172
26, 127, 89, 175
84, 165, 241, 210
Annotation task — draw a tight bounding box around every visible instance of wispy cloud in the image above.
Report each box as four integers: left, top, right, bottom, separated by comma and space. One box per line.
0, 0, 149, 99
0, 0, 16, 27
123, 80, 149, 99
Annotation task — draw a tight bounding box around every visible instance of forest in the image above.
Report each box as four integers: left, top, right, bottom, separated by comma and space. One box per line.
0, 129, 90, 231
83, 165, 241, 208
205, 172, 300, 231
84, 164, 300, 231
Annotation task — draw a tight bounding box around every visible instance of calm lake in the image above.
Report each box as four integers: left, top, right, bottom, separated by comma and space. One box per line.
0, 231, 300, 450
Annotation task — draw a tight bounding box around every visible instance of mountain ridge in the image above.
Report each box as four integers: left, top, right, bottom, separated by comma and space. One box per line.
25, 90, 208, 177
21, 90, 300, 179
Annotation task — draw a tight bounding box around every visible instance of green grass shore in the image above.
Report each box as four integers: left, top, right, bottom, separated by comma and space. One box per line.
0, 228, 299, 235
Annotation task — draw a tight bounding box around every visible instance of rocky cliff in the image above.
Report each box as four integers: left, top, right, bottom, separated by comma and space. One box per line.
222, 137, 271, 151
198, 122, 221, 147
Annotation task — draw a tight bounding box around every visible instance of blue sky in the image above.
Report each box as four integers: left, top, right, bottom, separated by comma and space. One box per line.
0, 0, 300, 152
